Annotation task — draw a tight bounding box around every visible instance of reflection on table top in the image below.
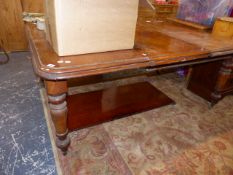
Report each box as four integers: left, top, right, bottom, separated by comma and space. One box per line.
27, 7, 233, 80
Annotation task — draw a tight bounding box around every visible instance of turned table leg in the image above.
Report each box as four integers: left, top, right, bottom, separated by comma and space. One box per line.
45, 80, 70, 155
211, 58, 233, 106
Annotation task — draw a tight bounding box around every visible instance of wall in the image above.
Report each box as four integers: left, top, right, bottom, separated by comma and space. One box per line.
0, 0, 28, 51
0, 0, 44, 52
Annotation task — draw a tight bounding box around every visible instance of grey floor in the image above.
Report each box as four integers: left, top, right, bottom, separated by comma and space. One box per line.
0, 52, 57, 175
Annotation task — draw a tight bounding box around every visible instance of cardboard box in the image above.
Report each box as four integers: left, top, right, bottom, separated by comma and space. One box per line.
45, 0, 139, 56
212, 17, 233, 38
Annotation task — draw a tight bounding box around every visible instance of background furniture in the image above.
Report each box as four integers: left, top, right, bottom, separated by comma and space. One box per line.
188, 58, 233, 106
186, 16, 233, 106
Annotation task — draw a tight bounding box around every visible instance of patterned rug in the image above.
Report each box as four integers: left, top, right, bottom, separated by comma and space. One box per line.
41, 73, 233, 175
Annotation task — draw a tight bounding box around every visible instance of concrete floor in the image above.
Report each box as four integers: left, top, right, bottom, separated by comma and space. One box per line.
0, 52, 57, 175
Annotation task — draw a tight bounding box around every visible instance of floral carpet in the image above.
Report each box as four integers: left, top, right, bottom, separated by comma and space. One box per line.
41, 73, 233, 175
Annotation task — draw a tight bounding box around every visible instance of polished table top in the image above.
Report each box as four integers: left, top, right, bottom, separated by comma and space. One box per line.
27, 8, 233, 80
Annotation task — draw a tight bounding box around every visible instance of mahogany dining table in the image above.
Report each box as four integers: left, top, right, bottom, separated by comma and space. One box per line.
27, 8, 233, 154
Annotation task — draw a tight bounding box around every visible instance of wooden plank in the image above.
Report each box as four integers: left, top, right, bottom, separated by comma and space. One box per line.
0, 0, 28, 51
20, 0, 44, 13
67, 82, 174, 131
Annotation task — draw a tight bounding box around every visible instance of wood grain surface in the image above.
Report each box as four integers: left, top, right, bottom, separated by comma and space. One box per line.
167, 18, 211, 31
26, 21, 208, 80
21, 0, 44, 13
27, 6, 233, 80
0, 0, 28, 51
67, 82, 174, 131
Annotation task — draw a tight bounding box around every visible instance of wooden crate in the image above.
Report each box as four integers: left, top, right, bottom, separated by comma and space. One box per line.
45, 0, 139, 56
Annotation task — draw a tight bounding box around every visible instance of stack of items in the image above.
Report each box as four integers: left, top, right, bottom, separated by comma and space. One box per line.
153, 0, 179, 19
155, 0, 177, 5
177, 0, 233, 26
